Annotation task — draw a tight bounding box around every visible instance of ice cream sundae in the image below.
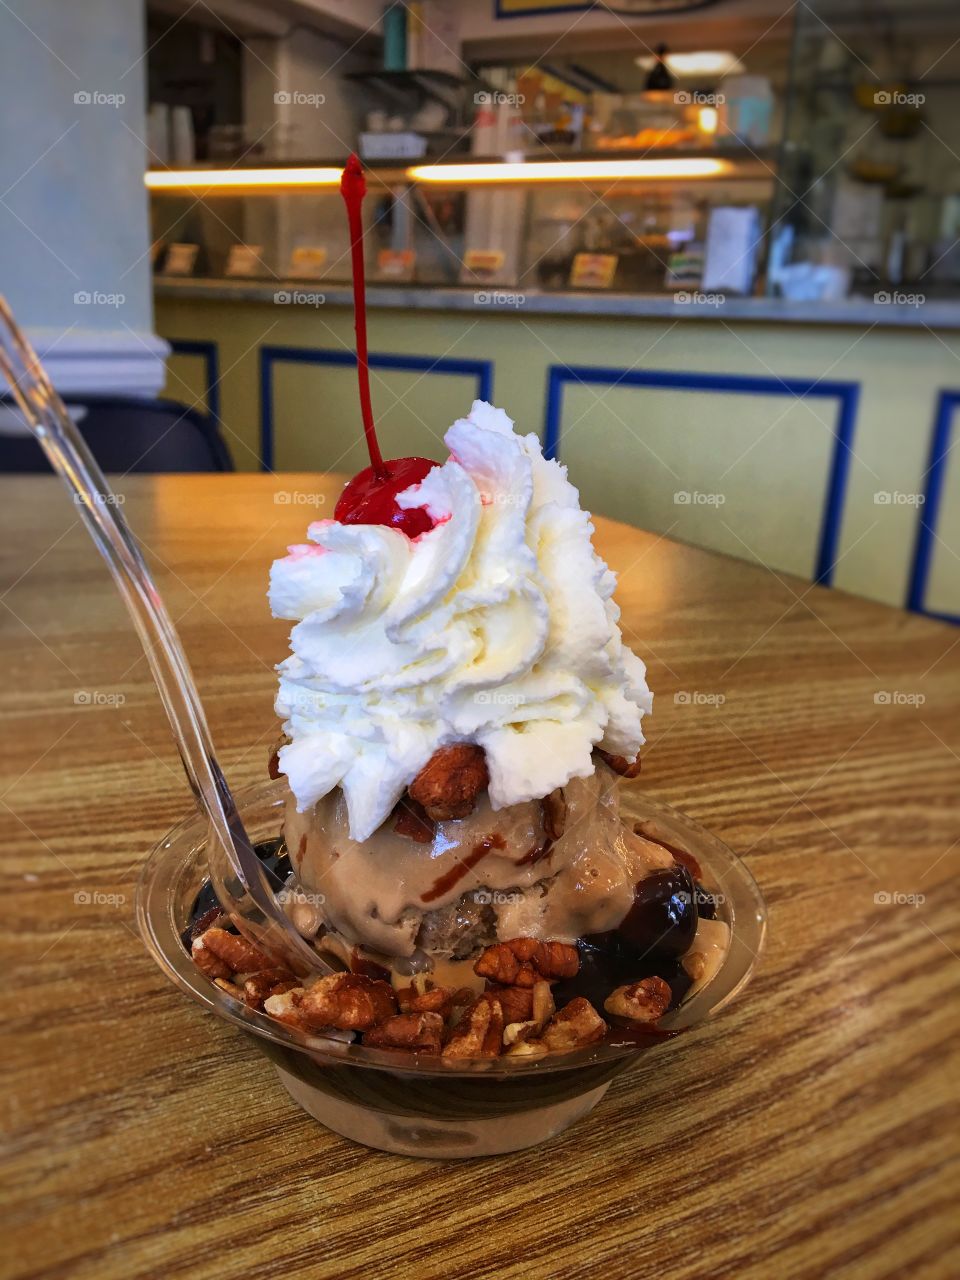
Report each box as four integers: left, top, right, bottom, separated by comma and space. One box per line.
188, 157, 731, 1061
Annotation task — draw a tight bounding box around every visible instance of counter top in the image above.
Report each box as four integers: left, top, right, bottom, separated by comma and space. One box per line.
155, 276, 960, 328
5, 472, 960, 1279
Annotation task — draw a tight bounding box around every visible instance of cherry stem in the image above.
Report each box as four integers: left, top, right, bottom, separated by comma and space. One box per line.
340, 154, 388, 480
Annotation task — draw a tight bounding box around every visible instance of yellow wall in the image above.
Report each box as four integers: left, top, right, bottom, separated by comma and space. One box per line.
156, 296, 960, 617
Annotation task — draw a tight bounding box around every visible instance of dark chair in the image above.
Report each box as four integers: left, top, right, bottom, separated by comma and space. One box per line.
0, 395, 234, 473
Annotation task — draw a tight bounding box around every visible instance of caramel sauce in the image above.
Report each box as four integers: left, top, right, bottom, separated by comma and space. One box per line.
421, 834, 505, 904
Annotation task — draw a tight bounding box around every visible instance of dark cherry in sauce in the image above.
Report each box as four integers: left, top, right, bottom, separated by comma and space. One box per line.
618, 863, 699, 958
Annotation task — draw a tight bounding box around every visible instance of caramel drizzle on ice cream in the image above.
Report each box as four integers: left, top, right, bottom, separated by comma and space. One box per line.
421, 834, 506, 904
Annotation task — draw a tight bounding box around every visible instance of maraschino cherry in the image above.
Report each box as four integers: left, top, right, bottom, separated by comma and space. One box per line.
333, 154, 436, 538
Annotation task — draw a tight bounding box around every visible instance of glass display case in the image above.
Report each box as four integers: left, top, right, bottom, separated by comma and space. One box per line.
147, 0, 960, 308
149, 150, 775, 298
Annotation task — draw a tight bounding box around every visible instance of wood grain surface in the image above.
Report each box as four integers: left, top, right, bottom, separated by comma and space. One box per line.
2, 473, 959, 1280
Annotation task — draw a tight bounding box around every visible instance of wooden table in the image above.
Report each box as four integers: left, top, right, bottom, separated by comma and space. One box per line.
3, 473, 959, 1280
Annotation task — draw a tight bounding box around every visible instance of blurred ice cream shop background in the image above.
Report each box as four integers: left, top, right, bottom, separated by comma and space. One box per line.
2, 0, 960, 616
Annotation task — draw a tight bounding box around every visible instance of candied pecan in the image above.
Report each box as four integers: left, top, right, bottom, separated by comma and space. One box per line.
213, 977, 244, 1000
483, 984, 533, 1025
536, 941, 580, 981
540, 997, 607, 1051
477, 994, 505, 1056
474, 938, 580, 988
396, 982, 456, 1018
264, 987, 306, 1027
408, 744, 489, 821
541, 788, 567, 840
198, 927, 274, 975
474, 942, 523, 985
502, 985, 553, 1050
364, 1011, 444, 1054
596, 748, 642, 778
442, 998, 500, 1059
604, 977, 671, 1023
531, 980, 555, 1029
298, 972, 398, 1031
191, 935, 233, 981
242, 967, 299, 1009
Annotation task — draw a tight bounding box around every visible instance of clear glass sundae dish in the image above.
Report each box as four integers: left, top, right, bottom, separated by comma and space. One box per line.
137, 779, 765, 1157
137, 399, 767, 1157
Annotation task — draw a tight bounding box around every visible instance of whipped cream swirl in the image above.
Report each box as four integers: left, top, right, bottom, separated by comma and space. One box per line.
269, 401, 651, 841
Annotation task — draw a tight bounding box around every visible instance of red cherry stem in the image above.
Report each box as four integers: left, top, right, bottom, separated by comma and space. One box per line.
340, 153, 388, 480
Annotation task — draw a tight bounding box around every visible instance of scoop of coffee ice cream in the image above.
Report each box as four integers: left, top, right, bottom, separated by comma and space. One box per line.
284, 761, 673, 962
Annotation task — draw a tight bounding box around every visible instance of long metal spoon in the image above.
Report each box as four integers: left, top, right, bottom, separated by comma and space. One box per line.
0, 296, 328, 976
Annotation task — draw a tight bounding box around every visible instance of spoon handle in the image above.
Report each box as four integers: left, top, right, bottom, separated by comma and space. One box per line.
0, 297, 326, 975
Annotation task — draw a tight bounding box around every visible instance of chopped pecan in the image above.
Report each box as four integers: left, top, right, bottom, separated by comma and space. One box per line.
541, 997, 607, 1051
197, 926, 275, 975
263, 987, 306, 1027
541, 788, 567, 840
191, 935, 233, 981
604, 977, 671, 1023
363, 1011, 444, 1054
478, 994, 505, 1056
242, 967, 299, 1009
531, 980, 556, 1029
536, 941, 580, 981
213, 976, 244, 1000
298, 972, 398, 1031
442, 997, 501, 1059
596, 748, 642, 778
396, 981, 456, 1018
503, 986, 553, 1048
408, 744, 489, 821
474, 942, 524, 985
483, 984, 533, 1024
474, 937, 580, 987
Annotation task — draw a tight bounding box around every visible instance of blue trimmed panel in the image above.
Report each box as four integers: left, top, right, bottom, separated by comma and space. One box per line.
907, 390, 960, 624
544, 364, 860, 587
167, 339, 220, 424
260, 345, 493, 472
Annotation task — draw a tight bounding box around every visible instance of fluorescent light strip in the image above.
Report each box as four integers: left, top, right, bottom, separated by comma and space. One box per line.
145, 167, 343, 190
409, 158, 729, 182
146, 157, 730, 193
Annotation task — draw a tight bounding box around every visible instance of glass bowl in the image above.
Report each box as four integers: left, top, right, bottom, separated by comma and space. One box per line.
136, 779, 766, 1158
